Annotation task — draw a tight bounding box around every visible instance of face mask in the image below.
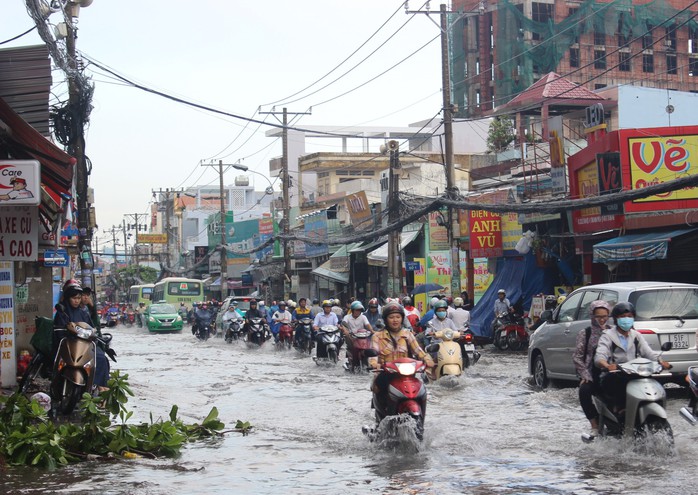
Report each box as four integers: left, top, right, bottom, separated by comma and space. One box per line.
436, 311, 447, 319
616, 317, 634, 331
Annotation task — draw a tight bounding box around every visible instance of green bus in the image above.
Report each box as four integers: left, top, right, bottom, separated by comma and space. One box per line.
128, 283, 155, 307
151, 277, 204, 310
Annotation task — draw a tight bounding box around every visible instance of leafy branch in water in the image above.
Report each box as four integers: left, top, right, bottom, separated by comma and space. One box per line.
0, 370, 251, 469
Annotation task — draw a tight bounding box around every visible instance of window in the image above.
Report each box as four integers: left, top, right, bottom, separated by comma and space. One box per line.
642, 24, 654, 50
643, 53, 654, 73
594, 50, 606, 69
690, 57, 698, 77
667, 55, 677, 75
665, 25, 677, 51
579, 291, 602, 321
691, 27, 698, 54
595, 84, 607, 90
531, 2, 553, 41
569, 48, 580, 67
556, 291, 584, 323
594, 31, 605, 46
617, 13, 631, 47
619, 51, 631, 71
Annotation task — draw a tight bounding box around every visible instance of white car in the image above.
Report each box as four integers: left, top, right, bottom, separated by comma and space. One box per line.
528, 282, 698, 388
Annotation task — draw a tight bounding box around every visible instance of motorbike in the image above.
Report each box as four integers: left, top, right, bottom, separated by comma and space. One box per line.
679, 365, 698, 426
425, 329, 463, 379
195, 316, 213, 341
224, 317, 244, 343
125, 311, 136, 327
492, 311, 528, 351
245, 317, 270, 346
314, 325, 342, 364
294, 317, 314, 354
17, 316, 56, 395
582, 349, 674, 443
51, 322, 115, 415
457, 325, 480, 368
277, 321, 294, 349
345, 327, 373, 373
105, 311, 119, 328
363, 349, 428, 441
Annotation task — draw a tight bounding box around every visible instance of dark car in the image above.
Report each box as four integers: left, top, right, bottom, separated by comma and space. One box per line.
528, 282, 698, 388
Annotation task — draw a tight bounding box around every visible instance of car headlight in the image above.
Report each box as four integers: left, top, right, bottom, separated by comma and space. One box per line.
176, 315, 182, 322
149, 316, 155, 322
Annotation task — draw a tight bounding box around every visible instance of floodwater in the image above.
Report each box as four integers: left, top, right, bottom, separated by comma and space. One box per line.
3, 324, 696, 495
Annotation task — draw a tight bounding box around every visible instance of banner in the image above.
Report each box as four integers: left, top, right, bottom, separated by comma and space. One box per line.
428, 211, 449, 251
0, 262, 15, 386
413, 257, 426, 315
500, 212, 522, 254
473, 258, 492, 304
426, 251, 451, 298
468, 210, 503, 258
304, 211, 328, 257
137, 233, 167, 244
344, 191, 372, 227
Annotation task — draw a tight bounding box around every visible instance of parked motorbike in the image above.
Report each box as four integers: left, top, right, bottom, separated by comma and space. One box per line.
679, 366, 698, 426
224, 317, 244, 343
345, 327, 373, 373
457, 325, 480, 368
277, 322, 294, 349
492, 312, 528, 351
17, 316, 55, 395
245, 317, 270, 346
425, 329, 463, 379
51, 322, 115, 415
314, 325, 342, 364
582, 349, 674, 443
294, 317, 314, 354
363, 350, 428, 441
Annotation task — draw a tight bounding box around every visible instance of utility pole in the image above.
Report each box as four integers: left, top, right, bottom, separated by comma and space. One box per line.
407, 2, 484, 299
258, 107, 311, 300
386, 140, 401, 297
152, 188, 184, 275
124, 213, 146, 276
201, 161, 230, 297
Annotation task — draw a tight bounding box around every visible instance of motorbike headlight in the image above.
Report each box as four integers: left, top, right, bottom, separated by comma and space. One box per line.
395, 362, 417, 376
443, 329, 454, 340
636, 362, 655, 376
76, 327, 94, 339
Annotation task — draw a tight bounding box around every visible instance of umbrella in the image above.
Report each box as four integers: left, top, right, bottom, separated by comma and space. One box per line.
412, 283, 444, 295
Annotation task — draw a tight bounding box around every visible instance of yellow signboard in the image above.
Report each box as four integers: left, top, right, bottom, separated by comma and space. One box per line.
137, 233, 167, 244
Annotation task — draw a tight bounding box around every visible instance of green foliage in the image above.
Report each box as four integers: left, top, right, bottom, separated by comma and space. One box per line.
486, 117, 515, 153
0, 371, 244, 469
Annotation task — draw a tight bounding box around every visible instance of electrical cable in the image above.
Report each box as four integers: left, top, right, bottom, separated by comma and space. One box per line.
0, 25, 37, 45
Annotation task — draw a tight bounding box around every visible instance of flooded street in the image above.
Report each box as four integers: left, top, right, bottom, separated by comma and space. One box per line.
4, 325, 697, 494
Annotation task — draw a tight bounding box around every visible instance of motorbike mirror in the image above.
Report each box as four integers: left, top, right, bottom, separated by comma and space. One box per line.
661, 341, 673, 352
364, 348, 378, 358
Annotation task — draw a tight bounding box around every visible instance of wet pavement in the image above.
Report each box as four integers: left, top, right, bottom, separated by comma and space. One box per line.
3, 325, 696, 494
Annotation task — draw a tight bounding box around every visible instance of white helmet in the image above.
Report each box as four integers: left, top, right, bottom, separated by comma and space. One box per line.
286, 299, 296, 308
430, 297, 440, 308
454, 297, 464, 308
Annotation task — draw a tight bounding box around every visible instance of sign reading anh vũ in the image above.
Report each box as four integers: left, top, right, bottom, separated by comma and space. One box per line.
0, 206, 38, 261
0, 160, 40, 206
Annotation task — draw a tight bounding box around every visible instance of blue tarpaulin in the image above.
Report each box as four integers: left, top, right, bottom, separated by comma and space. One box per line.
593, 228, 697, 263
470, 253, 557, 338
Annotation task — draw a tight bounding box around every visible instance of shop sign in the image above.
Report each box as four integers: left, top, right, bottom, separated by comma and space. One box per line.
43, 248, 69, 267
572, 161, 621, 233
304, 211, 328, 257
405, 261, 421, 271
138, 233, 168, 244
0, 262, 16, 387
597, 152, 623, 215
0, 206, 38, 261
468, 210, 502, 258
344, 191, 372, 227
0, 160, 40, 206
428, 211, 449, 251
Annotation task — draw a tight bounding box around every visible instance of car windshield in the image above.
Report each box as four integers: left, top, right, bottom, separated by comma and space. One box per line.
630, 288, 698, 321
150, 304, 176, 315
234, 300, 250, 311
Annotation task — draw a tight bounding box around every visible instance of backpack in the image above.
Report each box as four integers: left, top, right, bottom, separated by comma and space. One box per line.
406, 313, 420, 330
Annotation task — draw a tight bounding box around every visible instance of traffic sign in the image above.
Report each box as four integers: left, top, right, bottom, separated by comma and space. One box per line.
43, 249, 69, 267
405, 261, 421, 271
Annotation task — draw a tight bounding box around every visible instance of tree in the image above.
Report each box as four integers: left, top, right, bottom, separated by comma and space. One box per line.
486, 116, 515, 153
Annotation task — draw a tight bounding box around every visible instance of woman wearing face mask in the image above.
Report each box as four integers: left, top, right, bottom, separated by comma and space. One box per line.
594, 302, 671, 412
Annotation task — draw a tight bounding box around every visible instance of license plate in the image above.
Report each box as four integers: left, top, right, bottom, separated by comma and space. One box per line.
161, 322, 172, 327
464, 344, 475, 352
669, 333, 690, 349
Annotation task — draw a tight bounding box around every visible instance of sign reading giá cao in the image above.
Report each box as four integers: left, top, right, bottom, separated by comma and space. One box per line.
468, 210, 503, 258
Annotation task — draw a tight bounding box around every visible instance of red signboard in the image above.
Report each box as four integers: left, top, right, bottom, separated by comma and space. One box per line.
468, 210, 503, 258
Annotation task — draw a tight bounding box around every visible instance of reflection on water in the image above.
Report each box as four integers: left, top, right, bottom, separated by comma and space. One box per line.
3, 327, 696, 494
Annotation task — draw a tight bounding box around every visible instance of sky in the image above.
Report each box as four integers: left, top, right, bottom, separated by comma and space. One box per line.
1, 0, 445, 245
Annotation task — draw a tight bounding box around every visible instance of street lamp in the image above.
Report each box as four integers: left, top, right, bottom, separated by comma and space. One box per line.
232, 164, 276, 196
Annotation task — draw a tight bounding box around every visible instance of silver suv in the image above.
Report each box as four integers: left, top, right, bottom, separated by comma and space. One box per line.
528, 281, 698, 388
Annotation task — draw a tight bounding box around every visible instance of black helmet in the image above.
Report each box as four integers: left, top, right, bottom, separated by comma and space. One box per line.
611, 301, 636, 319
249, 299, 257, 306
381, 302, 404, 321
401, 296, 412, 306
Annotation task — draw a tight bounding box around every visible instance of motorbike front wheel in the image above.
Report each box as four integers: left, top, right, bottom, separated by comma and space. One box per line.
493, 329, 509, 350
507, 331, 524, 351
328, 347, 338, 364
18, 354, 45, 395
54, 378, 84, 415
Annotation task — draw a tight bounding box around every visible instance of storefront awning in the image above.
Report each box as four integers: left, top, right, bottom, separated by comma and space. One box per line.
593, 228, 698, 263
350, 236, 387, 254
367, 230, 421, 267
311, 260, 349, 284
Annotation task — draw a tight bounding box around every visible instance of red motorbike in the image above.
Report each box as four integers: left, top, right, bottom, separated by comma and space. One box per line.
277, 323, 294, 349
344, 328, 373, 373
364, 355, 428, 441
492, 312, 529, 351
125, 311, 136, 327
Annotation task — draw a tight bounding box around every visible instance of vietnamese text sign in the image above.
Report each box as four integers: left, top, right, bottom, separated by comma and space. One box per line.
137, 233, 168, 244
344, 191, 372, 227
426, 251, 451, 297
0, 262, 16, 386
428, 211, 449, 251
597, 152, 623, 215
405, 261, 421, 271
0, 206, 38, 261
468, 210, 503, 258
0, 160, 40, 206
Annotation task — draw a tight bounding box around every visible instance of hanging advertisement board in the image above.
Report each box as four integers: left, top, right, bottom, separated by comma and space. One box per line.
0, 206, 38, 261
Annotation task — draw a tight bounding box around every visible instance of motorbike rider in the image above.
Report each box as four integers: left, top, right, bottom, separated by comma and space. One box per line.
54, 280, 111, 391
80, 286, 101, 330
418, 297, 441, 329
330, 298, 344, 319
313, 300, 339, 357
194, 302, 213, 336
450, 297, 471, 330
221, 304, 239, 328
363, 298, 382, 329
271, 301, 293, 342
369, 302, 434, 402
594, 302, 671, 413
493, 289, 512, 317
310, 298, 321, 316
244, 299, 266, 334
293, 297, 313, 321
402, 296, 421, 330
572, 300, 612, 438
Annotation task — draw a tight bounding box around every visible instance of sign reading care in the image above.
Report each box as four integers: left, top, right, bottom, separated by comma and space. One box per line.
0, 206, 38, 261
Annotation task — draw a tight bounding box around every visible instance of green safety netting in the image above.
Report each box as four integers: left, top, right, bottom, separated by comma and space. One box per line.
450, 0, 698, 117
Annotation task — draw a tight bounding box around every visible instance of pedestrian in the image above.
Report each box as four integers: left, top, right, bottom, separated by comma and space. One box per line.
572, 300, 611, 438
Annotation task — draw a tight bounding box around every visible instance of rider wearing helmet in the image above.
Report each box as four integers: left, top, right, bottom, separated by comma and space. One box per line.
370, 303, 434, 400
271, 301, 292, 342
313, 300, 340, 358
427, 300, 458, 333
342, 301, 372, 337
494, 289, 511, 317
418, 296, 441, 329
450, 297, 471, 329
572, 300, 612, 438
330, 299, 344, 319
594, 302, 671, 412
402, 296, 421, 329
363, 298, 381, 329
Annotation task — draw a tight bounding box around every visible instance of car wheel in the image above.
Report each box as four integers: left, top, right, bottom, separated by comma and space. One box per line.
533, 353, 549, 389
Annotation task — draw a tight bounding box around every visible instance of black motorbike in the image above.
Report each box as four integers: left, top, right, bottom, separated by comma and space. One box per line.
680, 366, 698, 426
195, 315, 213, 341
224, 317, 244, 343
294, 317, 314, 354
245, 317, 270, 346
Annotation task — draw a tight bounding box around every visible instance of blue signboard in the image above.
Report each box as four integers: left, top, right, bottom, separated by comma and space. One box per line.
405, 261, 421, 272
43, 249, 69, 267
304, 211, 328, 257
